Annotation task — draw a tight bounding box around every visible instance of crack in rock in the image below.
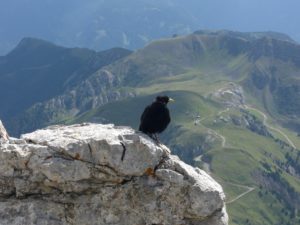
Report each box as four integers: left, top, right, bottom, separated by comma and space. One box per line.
0, 123, 228, 225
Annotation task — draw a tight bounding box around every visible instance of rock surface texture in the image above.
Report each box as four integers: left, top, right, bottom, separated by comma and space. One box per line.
0, 123, 228, 225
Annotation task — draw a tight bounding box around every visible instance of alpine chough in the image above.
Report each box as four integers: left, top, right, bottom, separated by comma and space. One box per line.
139, 96, 174, 142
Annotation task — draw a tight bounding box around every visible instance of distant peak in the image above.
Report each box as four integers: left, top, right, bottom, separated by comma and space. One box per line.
7, 37, 63, 56
17, 37, 58, 48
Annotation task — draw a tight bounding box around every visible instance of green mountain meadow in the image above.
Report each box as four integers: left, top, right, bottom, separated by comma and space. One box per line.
1, 31, 300, 225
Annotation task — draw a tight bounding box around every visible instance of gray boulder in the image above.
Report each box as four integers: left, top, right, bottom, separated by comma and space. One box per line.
0, 123, 228, 225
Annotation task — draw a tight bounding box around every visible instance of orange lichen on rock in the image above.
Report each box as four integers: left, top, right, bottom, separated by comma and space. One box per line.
144, 167, 155, 177
74, 153, 81, 160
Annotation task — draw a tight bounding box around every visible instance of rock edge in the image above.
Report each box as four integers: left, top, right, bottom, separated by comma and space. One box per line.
0, 123, 228, 225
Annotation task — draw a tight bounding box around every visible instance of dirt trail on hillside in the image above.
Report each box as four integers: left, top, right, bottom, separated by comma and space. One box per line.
225, 182, 256, 204
244, 105, 297, 149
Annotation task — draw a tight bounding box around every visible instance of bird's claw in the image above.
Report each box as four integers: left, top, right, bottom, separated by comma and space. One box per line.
148, 133, 161, 145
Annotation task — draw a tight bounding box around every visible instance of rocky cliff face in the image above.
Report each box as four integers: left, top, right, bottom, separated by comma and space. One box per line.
10, 68, 136, 136
0, 123, 228, 225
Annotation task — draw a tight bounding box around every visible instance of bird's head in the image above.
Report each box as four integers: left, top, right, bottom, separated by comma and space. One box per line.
156, 96, 175, 105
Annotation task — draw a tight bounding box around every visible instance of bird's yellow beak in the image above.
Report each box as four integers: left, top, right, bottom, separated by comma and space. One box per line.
169, 98, 175, 102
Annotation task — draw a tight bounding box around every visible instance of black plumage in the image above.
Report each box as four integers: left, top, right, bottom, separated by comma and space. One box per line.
139, 96, 174, 141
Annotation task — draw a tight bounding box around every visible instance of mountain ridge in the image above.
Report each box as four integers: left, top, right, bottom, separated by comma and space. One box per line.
193, 30, 297, 43
66, 31, 300, 225
0, 38, 132, 131
2, 0, 300, 55
4, 31, 300, 134
1, 30, 300, 224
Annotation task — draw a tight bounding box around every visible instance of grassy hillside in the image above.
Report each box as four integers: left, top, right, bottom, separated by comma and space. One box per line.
73, 84, 300, 225
68, 31, 300, 225
2, 31, 300, 224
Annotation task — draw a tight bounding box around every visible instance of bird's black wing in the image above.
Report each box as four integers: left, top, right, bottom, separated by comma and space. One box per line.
156, 106, 171, 132
140, 105, 151, 123
139, 105, 152, 132
139, 102, 171, 134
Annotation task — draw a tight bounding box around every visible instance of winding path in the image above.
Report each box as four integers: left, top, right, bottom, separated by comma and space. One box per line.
207, 128, 226, 148
195, 106, 295, 205
225, 182, 256, 204
197, 107, 271, 205
199, 108, 228, 148
215, 105, 298, 203
244, 105, 297, 149
217, 107, 229, 116
197, 96, 298, 206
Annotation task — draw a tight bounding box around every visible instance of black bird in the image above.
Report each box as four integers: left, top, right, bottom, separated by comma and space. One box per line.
139, 96, 174, 142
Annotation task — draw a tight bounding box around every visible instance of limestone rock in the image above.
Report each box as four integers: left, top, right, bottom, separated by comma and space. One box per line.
0, 123, 228, 225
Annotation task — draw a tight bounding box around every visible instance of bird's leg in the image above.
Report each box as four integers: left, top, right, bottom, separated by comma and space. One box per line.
146, 133, 160, 144
147, 133, 155, 140
148, 133, 153, 139
154, 133, 160, 144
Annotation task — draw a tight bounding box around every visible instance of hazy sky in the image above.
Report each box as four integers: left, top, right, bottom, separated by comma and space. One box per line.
1, 0, 300, 55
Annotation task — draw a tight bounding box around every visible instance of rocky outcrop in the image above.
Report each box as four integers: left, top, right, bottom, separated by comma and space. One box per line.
211, 82, 245, 108
8, 68, 136, 136
0, 123, 228, 225
230, 112, 272, 137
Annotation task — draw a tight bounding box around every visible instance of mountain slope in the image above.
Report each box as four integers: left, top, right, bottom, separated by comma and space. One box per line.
1, 30, 300, 224
100, 30, 300, 131
68, 31, 300, 225
0, 38, 132, 134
